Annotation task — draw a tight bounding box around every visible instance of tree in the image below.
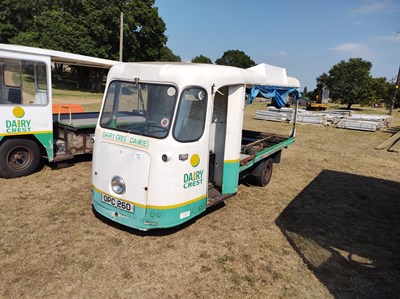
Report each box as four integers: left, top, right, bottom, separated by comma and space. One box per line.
370, 77, 391, 104
121, 0, 167, 61
11, 11, 94, 54
309, 73, 329, 101
301, 86, 309, 99
159, 46, 181, 62
2, 0, 167, 62
321, 58, 374, 109
0, 0, 53, 43
382, 81, 399, 109
192, 55, 212, 64
215, 50, 255, 68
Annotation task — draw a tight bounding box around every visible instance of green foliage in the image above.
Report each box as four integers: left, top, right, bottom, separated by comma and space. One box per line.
309, 73, 329, 101
159, 46, 181, 62
386, 82, 399, 109
301, 86, 310, 99
316, 58, 376, 109
11, 11, 94, 54
0, 0, 52, 43
2, 0, 167, 62
370, 77, 390, 104
215, 50, 255, 68
192, 55, 212, 64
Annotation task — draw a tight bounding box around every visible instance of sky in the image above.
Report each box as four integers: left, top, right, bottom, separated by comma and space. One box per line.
155, 0, 400, 90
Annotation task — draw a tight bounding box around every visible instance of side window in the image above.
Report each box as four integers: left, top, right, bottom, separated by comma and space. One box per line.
173, 87, 207, 142
36, 63, 47, 91
4, 62, 21, 87
22, 61, 48, 105
0, 59, 48, 105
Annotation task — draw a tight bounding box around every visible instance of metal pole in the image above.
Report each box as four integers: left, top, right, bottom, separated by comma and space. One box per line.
119, 12, 124, 62
389, 66, 400, 115
290, 95, 299, 138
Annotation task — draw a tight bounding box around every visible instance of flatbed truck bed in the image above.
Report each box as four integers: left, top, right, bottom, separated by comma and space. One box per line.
52, 112, 99, 162
207, 129, 294, 207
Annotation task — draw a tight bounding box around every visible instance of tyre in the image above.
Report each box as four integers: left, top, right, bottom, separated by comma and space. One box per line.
251, 159, 273, 187
0, 138, 41, 178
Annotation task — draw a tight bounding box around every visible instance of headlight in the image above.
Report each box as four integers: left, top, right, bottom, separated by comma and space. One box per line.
111, 176, 126, 195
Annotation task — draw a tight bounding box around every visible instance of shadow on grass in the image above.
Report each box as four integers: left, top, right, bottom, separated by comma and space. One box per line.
92, 202, 226, 237
276, 170, 400, 298
42, 153, 93, 171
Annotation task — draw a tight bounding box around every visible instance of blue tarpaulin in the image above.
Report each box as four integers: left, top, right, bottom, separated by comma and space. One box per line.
247, 86, 301, 108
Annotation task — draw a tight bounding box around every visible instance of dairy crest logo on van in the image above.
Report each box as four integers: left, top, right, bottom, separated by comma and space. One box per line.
183, 169, 204, 189
183, 154, 204, 188
190, 154, 200, 167
102, 131, 150, 148
5, 106, 32, 133
13, 106, 25, 118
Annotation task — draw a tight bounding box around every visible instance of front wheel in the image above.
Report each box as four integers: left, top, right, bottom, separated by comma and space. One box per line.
251, 159, 273, 187
0, 138, 41, 178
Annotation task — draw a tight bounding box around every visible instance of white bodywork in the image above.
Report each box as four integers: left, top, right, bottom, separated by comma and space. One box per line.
0, 43, 119, 68
0, 44, 118, 176
92, 62, 300, 229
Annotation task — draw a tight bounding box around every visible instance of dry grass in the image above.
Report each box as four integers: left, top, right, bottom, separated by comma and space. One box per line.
51, 86, 104, 112
1, 101, 399, 298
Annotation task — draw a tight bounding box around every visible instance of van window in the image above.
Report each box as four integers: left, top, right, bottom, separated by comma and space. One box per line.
4, 62, 21, 87
1, 58, 48, 105
100, 80, 177, 139
173, 87, 207, 142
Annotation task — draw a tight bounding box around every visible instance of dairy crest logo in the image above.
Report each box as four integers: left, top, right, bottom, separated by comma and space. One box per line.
13, 106, 25, 118
5, 106, 32, 133
190, 154, 200, 167
183, 154, 204, 189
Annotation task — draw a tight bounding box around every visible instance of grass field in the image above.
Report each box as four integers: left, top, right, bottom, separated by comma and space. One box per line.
1, 101, 399, 298
52, 88, 104, 112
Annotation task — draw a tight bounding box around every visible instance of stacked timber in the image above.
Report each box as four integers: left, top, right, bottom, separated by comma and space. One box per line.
337, 119, 381, 131
255, 107, 393, 132
344, 114, 393, 127
321, 110, 350, 124
292, 113, 327, 125
324, 110, 352, 117
255, 110, 289, 122
337, 115, 392, 132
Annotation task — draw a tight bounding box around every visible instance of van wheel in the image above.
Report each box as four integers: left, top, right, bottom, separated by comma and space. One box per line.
0, 139, 41, 178
251, 159, 273, 187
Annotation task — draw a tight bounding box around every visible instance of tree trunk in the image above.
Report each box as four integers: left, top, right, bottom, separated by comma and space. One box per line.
346, 103, 352, 110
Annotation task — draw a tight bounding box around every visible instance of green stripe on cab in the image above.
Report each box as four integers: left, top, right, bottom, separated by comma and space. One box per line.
222, 160, 240, 194
34, 132, 54, 161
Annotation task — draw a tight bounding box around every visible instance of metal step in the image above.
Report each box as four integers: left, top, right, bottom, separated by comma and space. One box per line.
53, 153, 74, 162
207, 186, 235, 208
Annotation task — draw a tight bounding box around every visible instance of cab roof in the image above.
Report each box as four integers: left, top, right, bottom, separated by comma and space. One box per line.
107, 62, 300, 90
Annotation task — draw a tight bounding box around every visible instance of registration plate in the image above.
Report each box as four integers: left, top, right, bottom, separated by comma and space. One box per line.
101, 194, 134, 213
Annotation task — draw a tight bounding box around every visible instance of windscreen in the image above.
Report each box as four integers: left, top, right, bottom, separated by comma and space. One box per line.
100, 81, 177, 139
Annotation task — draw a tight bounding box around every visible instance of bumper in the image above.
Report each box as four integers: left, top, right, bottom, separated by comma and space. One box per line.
92, 187, 207, 230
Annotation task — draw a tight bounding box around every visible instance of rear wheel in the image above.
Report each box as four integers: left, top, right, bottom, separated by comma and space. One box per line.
251, 159, 273, 187
0, 139, 41, 178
